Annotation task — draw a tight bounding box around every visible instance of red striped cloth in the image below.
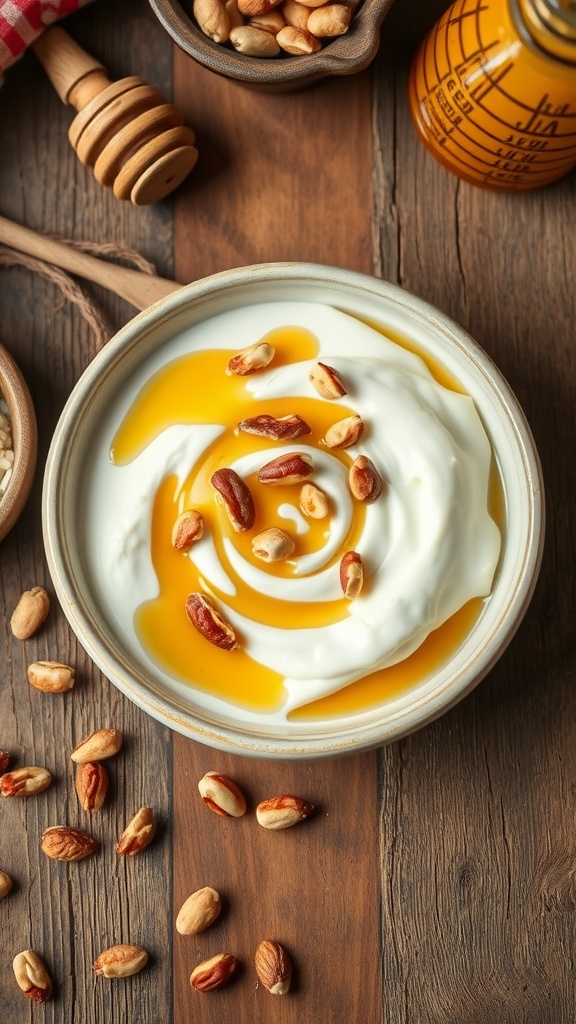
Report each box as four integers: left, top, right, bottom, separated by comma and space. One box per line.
0, 0, 92, 73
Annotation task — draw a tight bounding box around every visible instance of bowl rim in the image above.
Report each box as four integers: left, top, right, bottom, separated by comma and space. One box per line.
42, 263, 545, 759
148, 0, 395, 85
0, 344, 37, 542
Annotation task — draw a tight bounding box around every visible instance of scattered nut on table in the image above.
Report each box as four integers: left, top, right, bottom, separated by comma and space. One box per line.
75, 762, 109, 812
190, 952, 239, 992
116, 807, 156, 856
198, 771, 247, 817
0, 765, 52, 797
12, 950, 52, 1002
27, 660, 75, 693
256, 794, 315, 829
0, 870, 13, 899
10, 586, 50, 639
93, 944, 149, 978
176, 886, 222, 935
255, 939, 292, 995
71, 728, 122, 763
41, 825, 98, 861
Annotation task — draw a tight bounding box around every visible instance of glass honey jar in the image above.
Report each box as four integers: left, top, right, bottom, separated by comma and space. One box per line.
408, 0, 576, 190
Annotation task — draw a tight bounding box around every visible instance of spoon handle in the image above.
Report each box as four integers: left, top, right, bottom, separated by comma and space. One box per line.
0, 215, 181, 311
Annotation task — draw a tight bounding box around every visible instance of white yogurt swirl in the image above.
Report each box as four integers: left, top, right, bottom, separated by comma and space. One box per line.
82, 302, 501, 718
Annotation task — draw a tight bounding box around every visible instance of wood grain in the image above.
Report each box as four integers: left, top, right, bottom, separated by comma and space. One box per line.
172, 52, 380, 1023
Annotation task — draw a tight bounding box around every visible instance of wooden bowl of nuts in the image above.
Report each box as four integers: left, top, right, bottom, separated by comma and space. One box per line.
148, 0, 395, 88
0, 344, 37, 542
42, 264, 544, 758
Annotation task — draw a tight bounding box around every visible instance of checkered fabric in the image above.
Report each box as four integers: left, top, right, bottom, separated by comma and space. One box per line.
0, 0, 92, 73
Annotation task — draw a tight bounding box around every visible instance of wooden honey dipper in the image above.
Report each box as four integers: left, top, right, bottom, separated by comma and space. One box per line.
32, 27, 198, 206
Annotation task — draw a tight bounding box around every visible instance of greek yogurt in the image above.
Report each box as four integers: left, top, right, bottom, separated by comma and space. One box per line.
82, 301, 501, 720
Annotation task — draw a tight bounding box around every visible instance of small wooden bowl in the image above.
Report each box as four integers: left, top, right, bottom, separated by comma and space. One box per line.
0, 345, 38, 542
148, 0, 395, 90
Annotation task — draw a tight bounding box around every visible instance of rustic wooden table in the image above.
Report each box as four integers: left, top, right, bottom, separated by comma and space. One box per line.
1, 0, 575, 1020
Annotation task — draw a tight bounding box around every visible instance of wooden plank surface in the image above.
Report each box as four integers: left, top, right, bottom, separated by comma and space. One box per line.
1, 0, 576, 1021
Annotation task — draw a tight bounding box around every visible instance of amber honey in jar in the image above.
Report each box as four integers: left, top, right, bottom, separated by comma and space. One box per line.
408, 0, 576, 190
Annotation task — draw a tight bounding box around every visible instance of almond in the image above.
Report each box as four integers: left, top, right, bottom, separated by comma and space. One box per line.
348, 455, 382, 503
13, 950, 52, 1003
75, 762, 109, 812
1, 766, 52, 797
339, 551, 364, 600
186, 593, 239, 651
198, 771, 247, 816
323, 413, 364, 449
256, 795, 315, 830
0, 870, 13, 900
71, 728, 122, 763
176, 886, 222, 935
227, 340, 275, 375
299, 482, 330, 519
27, 660, 75, 693
10, 586, 50, 640
190, 953, 239, 992
94, 944, 149, 979
235, 413, 311, 441
252, 527, 295, 562
172, 509, 204, 551
255, 939, 292, 995
309, 361, 346, 399
258, 451, 313, 485
211, 467, 255, 531
116, 807, 156, 856
41, 825, 98, 861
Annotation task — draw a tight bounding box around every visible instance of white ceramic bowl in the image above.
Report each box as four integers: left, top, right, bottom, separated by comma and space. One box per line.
42, 264, 544, 758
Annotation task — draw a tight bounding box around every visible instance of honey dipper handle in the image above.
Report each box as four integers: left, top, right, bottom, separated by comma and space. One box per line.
0, 216, 182, 311
32, 26, 110, 108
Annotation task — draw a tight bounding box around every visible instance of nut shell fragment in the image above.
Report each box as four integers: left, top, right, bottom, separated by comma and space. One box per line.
13, 950, 52, 1003
186, 593, 239, 651
255, 939, 292, 995
116, 807, 156, 856
198, 771, 247, 816
176, 886, 222, 935
71, 728, 122, 763
256, 795, 315, 830
190, 953, 239, 992
1, 766, 51, 797
94, 944, 149, 979
27, 660, 75, 693
10, 586, 50, 640
41, 825, 98, 861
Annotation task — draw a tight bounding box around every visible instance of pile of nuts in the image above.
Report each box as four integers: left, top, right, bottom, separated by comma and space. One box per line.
0, 396, 14, 498
192, 0, 361, 58
176, 340, 383, 651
